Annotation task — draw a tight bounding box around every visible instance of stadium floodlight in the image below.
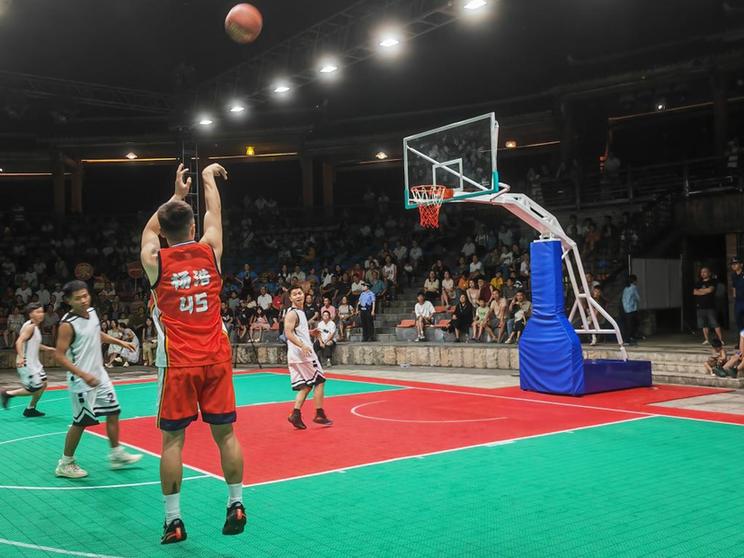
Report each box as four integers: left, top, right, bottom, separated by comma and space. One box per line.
464, 0, 487, 10
376, 151, 389, 160
655, 101, 667, 112
198, 116, 214, 126
319, 62, 339, 74
379, 36, 400, 48
126, 152, 138, 160
273, 82, 291, 94
505, 140, 517, 149
229, 103, 246, 113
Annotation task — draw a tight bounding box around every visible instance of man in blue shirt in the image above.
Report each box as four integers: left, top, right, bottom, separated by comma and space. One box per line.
621, 274, 640, 343
729, 257, 744, 332
356, 282, 376, 342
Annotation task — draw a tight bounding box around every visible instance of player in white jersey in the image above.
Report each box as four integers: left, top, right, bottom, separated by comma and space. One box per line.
284, 286, 333, 430
53, 280, 143, 479
1, 303, 55, 417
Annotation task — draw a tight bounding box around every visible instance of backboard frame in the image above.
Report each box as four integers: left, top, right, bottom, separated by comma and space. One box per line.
403, 112, 499, 210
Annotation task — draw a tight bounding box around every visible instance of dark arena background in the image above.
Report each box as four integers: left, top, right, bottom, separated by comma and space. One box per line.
1, 1, 744, 557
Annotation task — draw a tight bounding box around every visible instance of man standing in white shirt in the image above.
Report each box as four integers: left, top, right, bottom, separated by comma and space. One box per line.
413, 292, 436, 342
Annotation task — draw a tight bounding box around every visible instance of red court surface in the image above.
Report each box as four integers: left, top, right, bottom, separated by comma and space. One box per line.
108, 386, 654, 485
93, 370, 743, 486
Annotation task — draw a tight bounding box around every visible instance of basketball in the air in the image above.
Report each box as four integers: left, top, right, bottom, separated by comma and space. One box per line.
225, 3, 263, 44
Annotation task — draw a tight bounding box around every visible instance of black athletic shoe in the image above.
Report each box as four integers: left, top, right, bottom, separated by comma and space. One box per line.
23, 408, 45, 417
222, 502, 247, 535
313, 409, 333, 427
161, 518, 187, 545
1, 391, 10, 410
288, 410, 307, 430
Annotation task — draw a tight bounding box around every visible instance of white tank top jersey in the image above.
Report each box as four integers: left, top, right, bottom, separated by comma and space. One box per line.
61, 307, 111, 392
286, 307, 315, 364
21, 320, 43, 374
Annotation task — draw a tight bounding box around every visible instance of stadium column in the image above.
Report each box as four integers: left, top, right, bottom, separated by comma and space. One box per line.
301, 155, 314, 209
322, 161, 335, 218
70, 160, 83, 214
52, 155, 66, 216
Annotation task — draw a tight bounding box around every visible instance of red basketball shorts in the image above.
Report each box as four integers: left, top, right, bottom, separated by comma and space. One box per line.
156, 361, 237, 431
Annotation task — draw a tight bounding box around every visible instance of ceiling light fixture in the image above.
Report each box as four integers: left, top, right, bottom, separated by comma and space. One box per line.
273, 82, 291, 94
229, 103, 246, 113
245, 146, 256, 156
198, 117, 214, 126
319, 63, 339, 74
379, 37, 400, 48
505, 140, 517, 149
126, 152, 138, 160
375, 151, 389, 160
464, 0, 488, 10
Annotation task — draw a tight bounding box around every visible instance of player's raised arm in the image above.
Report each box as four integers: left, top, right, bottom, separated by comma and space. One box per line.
200, 163, 227, 269
55, 322, 99, 387
140, 163, 192, 283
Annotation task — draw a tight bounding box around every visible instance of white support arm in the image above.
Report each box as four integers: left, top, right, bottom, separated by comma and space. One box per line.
465, 186, 628, 361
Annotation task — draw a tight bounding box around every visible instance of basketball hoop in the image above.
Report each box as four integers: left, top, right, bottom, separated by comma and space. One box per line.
410, 185, 453, 229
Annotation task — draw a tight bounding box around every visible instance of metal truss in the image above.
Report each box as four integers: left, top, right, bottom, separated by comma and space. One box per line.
196, 0, 458, 106
0, 70, 173, 114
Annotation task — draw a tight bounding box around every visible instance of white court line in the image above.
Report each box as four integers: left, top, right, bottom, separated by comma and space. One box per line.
0, 474, 209, 491
0, 537, 124, 558
257, 370, 744, 428
0, 431, 68, 446
246, 415, 655, 488
84, 430, 227, 483
351, 400, 506, 424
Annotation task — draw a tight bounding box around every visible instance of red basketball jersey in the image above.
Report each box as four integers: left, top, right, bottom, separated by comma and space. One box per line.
151, 241, 231, 367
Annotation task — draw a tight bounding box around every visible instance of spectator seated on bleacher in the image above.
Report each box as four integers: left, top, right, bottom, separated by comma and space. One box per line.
413, 292, 435, 342
450, 294, 473, 342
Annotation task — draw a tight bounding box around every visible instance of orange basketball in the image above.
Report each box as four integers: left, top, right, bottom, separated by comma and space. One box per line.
225, 3, 263, 44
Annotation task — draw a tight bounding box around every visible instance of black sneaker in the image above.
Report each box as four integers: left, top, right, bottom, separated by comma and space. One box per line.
222, 502, 247, 535
313, 409, 333, 427
23, 408, 45, 417
161, 518, 187, 545
288, 410, 307, 430
1, 391, 10, 410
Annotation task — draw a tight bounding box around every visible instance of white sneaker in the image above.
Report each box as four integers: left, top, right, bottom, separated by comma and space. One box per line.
55, 459, 88, 479
326, 359, 331, 367
110, 449, 144, 470
123, 362, 129, 367
702, 340, 710, 345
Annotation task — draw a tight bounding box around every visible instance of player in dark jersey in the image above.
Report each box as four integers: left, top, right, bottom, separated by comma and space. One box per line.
141, 163, 245, 544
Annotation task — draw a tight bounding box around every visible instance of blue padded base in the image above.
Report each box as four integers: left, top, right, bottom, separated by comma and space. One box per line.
582, 359, 653, 395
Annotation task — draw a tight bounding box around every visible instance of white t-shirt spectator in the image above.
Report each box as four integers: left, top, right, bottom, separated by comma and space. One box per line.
469, 260, 483, 275
462, 241, 476, 257
24, 271, 38, 287
317, 320, 337, 344
257, 293, 272, 310
351, 280, 364, 295
15, 286, 32, 303
394, 245, 408, 261
33, 261, 47, 275
383, 263, 397, 283
37, 288, 51, 306
415, 300, 436, 319
410, 245, 423, 263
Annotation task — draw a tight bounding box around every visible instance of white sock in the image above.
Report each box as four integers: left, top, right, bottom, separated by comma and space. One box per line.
164, 493, 181, 523
227, 483, 243, 506
61, 455, 74, 465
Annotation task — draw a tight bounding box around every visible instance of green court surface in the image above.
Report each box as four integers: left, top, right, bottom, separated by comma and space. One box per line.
0, 374, 743, 557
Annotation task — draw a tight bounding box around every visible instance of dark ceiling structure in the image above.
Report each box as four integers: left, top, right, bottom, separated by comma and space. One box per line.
0, 0, 742, 168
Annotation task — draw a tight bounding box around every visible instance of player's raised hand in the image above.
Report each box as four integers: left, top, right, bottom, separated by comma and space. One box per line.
174, 163, 192, 199
202, 163, 228, 181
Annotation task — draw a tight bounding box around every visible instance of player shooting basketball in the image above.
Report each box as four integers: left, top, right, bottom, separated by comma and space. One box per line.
140, 163, 246, 544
